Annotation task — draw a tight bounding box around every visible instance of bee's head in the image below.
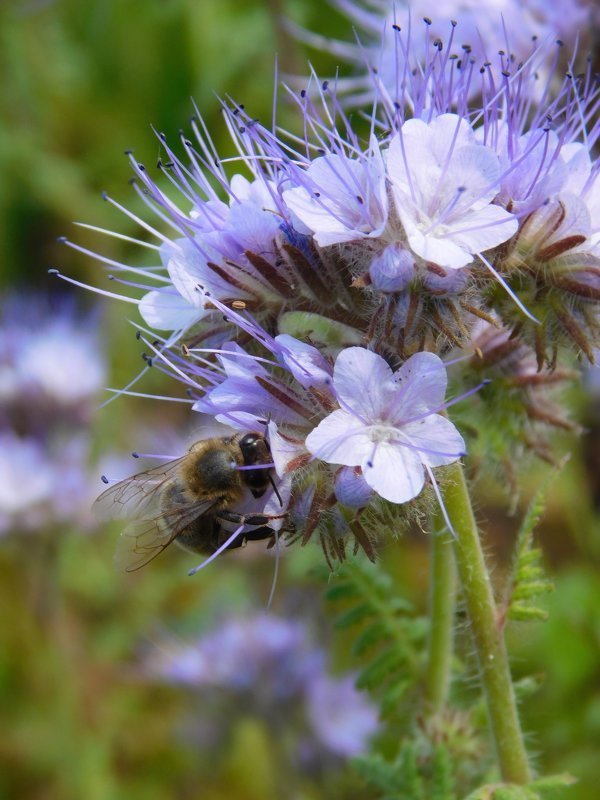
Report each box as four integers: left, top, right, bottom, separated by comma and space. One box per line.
239, 433, 270, 466
238, 433, 273, 497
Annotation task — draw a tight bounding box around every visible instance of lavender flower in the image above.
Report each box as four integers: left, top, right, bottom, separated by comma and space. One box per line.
0, 295, 107, 533
305, 348, 465, 503
60, 22, 600, 564
386, 114, 518, 269
143, 612, 378, 759
288, 0, 595, 105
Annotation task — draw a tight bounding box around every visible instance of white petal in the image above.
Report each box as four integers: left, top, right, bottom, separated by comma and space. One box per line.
401, 415, 466, 467
138, 290, 203, 331
389, 352, 447, 420
362, 441, 425, 504
333, 347, 393, 419
448, 205, 519, 254
275, 334, 333, 391
305, 410, 373, 465
401, 219, 473, 268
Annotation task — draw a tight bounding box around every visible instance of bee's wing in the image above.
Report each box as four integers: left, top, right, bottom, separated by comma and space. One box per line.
114, 497, 220, 573
93, 456, 188, 521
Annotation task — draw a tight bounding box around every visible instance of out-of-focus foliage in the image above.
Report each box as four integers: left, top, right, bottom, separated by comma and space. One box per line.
1, 1, 599, 799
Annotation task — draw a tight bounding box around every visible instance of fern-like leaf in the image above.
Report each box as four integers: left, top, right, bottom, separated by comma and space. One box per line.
502, 482, 555, 626
324, 558, 426, 721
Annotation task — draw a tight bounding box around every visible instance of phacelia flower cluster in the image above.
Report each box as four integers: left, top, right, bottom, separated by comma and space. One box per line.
288, 0, 597, 105
60, 21, 600, 564
0, 295, 107, 534
143, 612, 379, 760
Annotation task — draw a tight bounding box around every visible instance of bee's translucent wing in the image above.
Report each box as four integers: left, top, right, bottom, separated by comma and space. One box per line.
114, 497, 219, 573
93, 456, 188, 521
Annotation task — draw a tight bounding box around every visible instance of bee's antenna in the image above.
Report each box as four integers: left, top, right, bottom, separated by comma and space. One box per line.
268, 473, 283, 507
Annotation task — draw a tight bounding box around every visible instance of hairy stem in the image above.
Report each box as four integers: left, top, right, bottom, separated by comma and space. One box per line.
443, 462, 531, 785
424, 521, 456, 710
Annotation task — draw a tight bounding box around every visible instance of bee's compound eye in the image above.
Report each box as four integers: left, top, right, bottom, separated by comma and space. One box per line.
239, 433, 268, 468
239, 434, 259, 449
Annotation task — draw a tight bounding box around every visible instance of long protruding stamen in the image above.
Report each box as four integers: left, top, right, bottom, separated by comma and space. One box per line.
478, 253, 540, 323
188, 526, 245, 575
425, 463, 458, 539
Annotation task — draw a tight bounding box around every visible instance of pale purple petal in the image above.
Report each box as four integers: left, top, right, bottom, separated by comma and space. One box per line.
369, 244, 416, 292
401, 415, 466, 467
138, 290, 204, 331
388, 352, 447, 420
332, 347, 394, 419
362, 441, 425, 503
282, 149, 388, 247
334, 466, 374, 507
305, 410, 375, 465
268, 421, 306, 477
275, 334, 333, 391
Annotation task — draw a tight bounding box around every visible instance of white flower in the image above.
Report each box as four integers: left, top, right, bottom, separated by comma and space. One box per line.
282, 137, 388, 246
388, 114, 518, 268
305, 347, 465, 504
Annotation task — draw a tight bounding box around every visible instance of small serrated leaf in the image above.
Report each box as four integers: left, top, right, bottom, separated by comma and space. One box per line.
335, 602, 373, 629
512, 581, 554, 600
528, 772, 577, 796
508, 604, 549, 622
352, 621, 388, 656
325, 581, 361, 602
379, 678, 411, 719
357, 647, 405, 690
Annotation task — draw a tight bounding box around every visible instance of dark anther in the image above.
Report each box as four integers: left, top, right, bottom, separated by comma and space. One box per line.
392, 24, 400, 31
135, 330, 142, 340
322, 80, 329, 90
101, 475, 109, 484
423, 16, 432, 25
132, 452, 140, 458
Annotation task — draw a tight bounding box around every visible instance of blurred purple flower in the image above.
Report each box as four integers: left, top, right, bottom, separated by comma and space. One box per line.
306, 673, 379, 757
0, 294, 107, 533
144, 611, 379, 758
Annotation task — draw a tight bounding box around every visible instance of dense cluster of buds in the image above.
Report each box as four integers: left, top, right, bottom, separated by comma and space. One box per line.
60, 19, 599, 563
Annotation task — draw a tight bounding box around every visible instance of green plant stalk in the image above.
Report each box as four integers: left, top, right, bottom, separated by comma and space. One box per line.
443, 462, 531, 785
424, 521, 456, 710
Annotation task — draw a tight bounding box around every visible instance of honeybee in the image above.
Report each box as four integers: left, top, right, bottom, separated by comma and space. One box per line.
94, 432, 288, 572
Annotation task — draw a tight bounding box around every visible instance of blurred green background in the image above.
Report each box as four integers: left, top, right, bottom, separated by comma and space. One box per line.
0, 1, 599, 798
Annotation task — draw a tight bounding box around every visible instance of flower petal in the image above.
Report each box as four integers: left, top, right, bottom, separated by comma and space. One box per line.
362, 441, 425, 504
305, 410, 373, 465
389, 352, 447, 420
138, 290, 203, 332
401, 414, 466, 467
332, 347, 393, 419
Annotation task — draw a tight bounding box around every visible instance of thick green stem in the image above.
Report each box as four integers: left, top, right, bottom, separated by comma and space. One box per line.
443, 462, 531, 785
424, 522, 456, 710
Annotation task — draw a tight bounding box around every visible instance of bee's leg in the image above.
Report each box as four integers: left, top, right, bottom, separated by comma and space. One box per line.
216, 525, 274, 550
215, 510, 286, 527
